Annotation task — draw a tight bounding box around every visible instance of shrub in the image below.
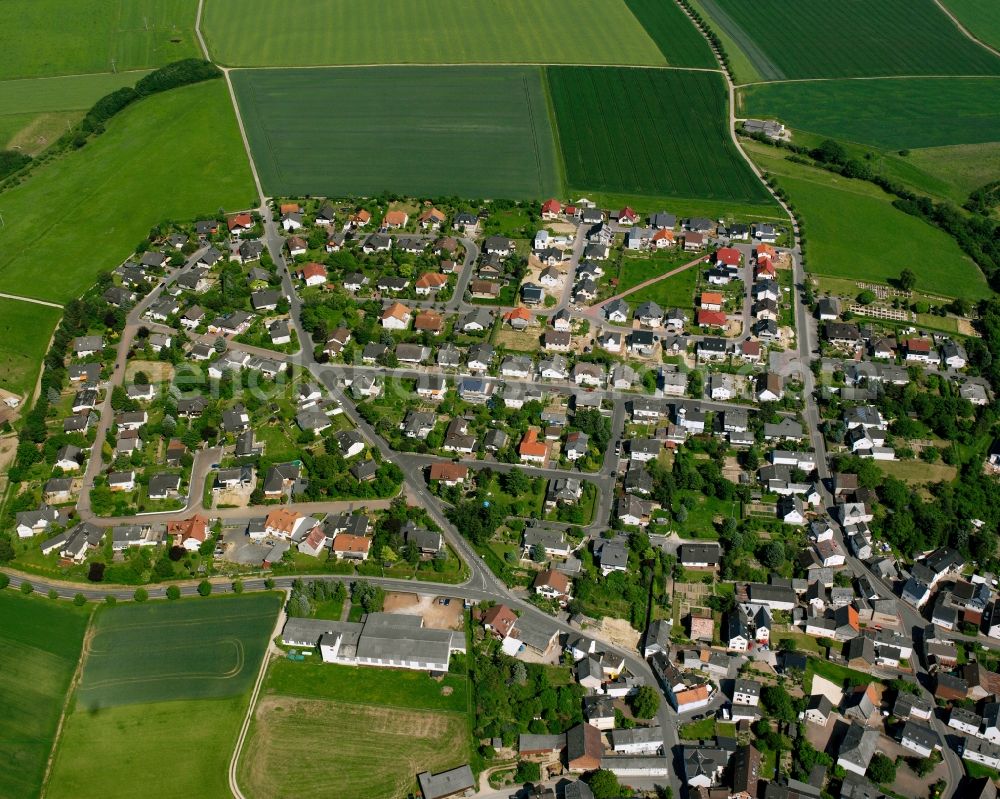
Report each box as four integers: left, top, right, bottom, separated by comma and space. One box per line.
48, 589, 59, 600
133, 587, 149, 603
166, 585, 181, 600
20, 580, 33, 595
73, 593, 87, 606
232, 580, 244, 595
197, 580, 212, 597
0, 574, 9, 589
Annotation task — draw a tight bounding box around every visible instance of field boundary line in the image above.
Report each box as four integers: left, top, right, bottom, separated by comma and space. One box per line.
268, 692, 470, 716
223, 61, 725, 73
0, 292, 63, 309
735, 73, 1000, 87
931, 0, 1000, 59
39, 605, 96, 799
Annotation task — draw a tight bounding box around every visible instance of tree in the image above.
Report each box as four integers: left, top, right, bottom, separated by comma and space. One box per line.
631, 685, 660, 719
857, 290, 876, 306
166, 585, 181, 600
761, 685, 796, 722
264, 578, 276, 590
73, 593, 87, 606
0, 534, 14, 563
19, 580, 33, 595
232, 580, 244, 595
514, 760, 541, 783
197, 580, 212, 597
133, 587, 148, 602
584, 769, 622, 799
48, 589, 59, 600
0, 574, 9, 589
759, 541, 786, 570
898, 268, 917, 292
867, 753, 896, 785
105, 595, 117, 606
531, 543, 545, 562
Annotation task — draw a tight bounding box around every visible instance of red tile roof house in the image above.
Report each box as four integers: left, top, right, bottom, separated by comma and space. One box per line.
227, 212, 253, 234
482, 604, 518, 639
533, 569, 571, 605
684, 231, 706, 251
715, 247, 741, 267
414, 310, 444, 334
331, 533, 371, 560
299, 262, 328, 287
541, 198, 562, 219
429, 462, 469, 487
700, 291, 724, 311
168, 514, 209, 552
698, 310, 728, 328
351, 209, 371, 227
618, 206, 639, 225
415, 272, 448, 295
519, 428, 549, 464
383, 210, 409, 229
418, 208, 447, 229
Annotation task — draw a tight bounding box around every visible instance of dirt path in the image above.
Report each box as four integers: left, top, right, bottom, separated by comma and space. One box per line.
39, 605, 96, 798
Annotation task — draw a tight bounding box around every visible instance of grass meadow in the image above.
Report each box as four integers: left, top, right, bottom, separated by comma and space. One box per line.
204, 0, 665, 67
0, 592, 90, 799
232, 66, 560, 199
739, 78, 1000, 150
547, 67, 774, 206
0, 298, 63, 397
942, 0, 1000, 50
0, 0, 198, 80
624, 258, 701, 311
237, 659, 471, 799
704, 0, 1000, 79
0, 79, 256, 304
745, 142, 991, 300
46, 594, 280, 799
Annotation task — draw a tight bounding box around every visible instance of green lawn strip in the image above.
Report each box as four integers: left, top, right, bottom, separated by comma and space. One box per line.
739, 78, 1000, 150
0, 298, 63, 396
941, 0, 1000, 50
745, 143, 990, 300
707, 0, 1000, 79
263, 658, 470, 714
803, 657, 871, 693
624, 0, 718, 69
0, 592, 89, 799
0, 79, 256, 304
0, 0, 198, 81
203, 0, 665, 67
565, 190, 784, 222
231, 66, 560, 200
548, 66, 774, 205
0, 71, 152, 114
47, 697, 245, 799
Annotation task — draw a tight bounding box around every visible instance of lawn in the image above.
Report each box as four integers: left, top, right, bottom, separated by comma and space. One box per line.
903, 142, 1000, 204
700, 0, 1000, 80
803, 657, 871, 693
876, 459, 958, 486
237, 658, 471, 799
547, 66, 775, 206
739, 78, 1000, 150
0, 298, 63, 397
0, 79, 256, 304
942, 0, 1000, 50
623, 256, 701, 310
0, 592, 89, 799
624, 0, 718, 69
679, 716, 717, 740
0, 0, 199, 80
75, 593, 280, 709
745, 142, 991, 301
203, 0, 665, 67
232, 66, 560, 200
46, 594, 280, 799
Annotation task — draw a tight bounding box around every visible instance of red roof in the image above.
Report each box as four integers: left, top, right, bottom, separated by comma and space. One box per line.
619, 206, 638, 221
519, 428, 548, 459
504, 306, 532, 323
482, 604, 517, 637
332, 534, 371, 554
227, 212, 252, 231
755, 261, 776, 277
167, 514, 208, 543
301, 262, 327, 281
429, 462, 468, 482
701, 291, 724, 306
280, 203, 300, 214
716, 247, 740, 266
742, 340, 762, 356
907, 338, 931, 353
756, 243, 777, 260
534, 569, 570, 594
352, 209, 371, 224
541, 198, 561, 214
698, 310, 728, 327
415, 272, 448, 289
384, 210, 407, 226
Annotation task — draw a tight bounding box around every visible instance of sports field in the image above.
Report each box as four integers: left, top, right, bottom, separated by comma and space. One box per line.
548, 67, 774, 206
0, 593, 89, 799
237, 660, 471, 799
0, 298, 63, 397
942, 0, 1000, 50
699, 0, 1000, 80
745, 142, 991, 301
47, 595, 280, 799
0, 0, 198, 80
204, 0, 665, 67
0, 79, 255, 304
232, 66, 560, 199
740, 78, 1000, 150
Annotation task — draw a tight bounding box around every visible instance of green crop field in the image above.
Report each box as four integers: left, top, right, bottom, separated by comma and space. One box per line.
942, 0, 1000, 50
624, 0, 719, 69
701, 0, 1000, 80
548, 66, 774, 206
0, 592, 89, 799
204, 0, 665, 67
232, 66, 560, 199
745, 142, 991, 300
76, 594, 280, 708
0, 299, 63, 397
740, 78, 1000, 150
0, 79, 256, 304
237, 659, 471, 799
47, 595, 279, 799
0, 0, 198, 80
